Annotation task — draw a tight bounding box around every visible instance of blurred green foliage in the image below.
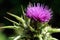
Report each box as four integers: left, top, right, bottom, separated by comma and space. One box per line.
0, 32, 7, 40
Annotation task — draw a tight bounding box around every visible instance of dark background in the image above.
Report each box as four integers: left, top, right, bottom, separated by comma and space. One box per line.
0, 0, 60, 40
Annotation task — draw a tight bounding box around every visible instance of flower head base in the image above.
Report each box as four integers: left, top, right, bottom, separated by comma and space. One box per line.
26, 3, 52, 23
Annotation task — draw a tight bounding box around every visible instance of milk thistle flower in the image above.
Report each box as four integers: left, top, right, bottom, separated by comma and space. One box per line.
26, 3, 52, 23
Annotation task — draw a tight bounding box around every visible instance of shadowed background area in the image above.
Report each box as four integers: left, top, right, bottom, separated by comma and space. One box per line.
0, 0, 60, 40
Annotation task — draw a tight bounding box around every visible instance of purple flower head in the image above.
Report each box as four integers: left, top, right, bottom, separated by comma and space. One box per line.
26, 3, 52, 23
